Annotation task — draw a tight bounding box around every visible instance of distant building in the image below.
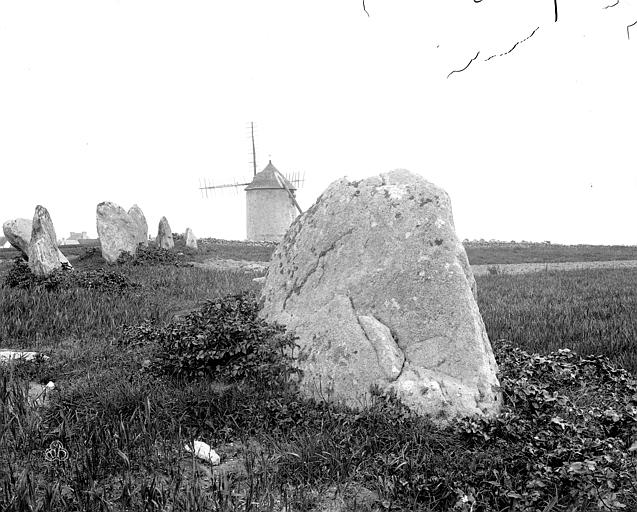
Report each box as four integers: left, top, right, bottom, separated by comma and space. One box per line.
69, 231, 88, 240
244, 160, 298, 242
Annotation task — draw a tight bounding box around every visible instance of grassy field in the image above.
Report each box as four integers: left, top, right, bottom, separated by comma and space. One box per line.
464, 242, 637, 265
477, 268, 637, 375
1, 243, 636, 511
0, 237, 276, 264
3, 240, 637, 266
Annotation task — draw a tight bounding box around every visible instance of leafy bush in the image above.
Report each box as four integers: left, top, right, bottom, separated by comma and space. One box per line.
126, 292, 300, 388
3, 258, 34, 288
3, 258, 138, 293
116, 244, 193, 267
453, 341, 637, 511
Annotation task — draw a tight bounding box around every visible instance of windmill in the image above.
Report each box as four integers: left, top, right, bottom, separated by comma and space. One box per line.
199, 123, 305, 242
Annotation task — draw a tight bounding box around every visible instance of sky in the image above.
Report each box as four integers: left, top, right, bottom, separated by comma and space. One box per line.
1, 0, 636, 245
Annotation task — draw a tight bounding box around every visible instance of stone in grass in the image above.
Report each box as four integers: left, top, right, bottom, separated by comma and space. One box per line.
3, 217, 71, 267
260, 169, 500, 424
28, 205, 66, 277
128, 204, 149, 247
96, 201, 140, 263
156, 216, 174, 250
185, 227, 198, 250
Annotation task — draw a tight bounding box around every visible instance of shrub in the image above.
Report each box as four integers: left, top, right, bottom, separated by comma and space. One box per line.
453, 341, 637, 511
3, 258, 138, 293
125, 292, 300, 388
117, 245, 193, 267
4, 258, 33, 288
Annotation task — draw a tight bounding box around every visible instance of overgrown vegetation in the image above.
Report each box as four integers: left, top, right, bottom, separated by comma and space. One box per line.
126, 292, 300, 387
453, 342, 637, 511
2, 249, 637, 510
2, 296, 636, 510
4, 258, 139, 292
116, 245, 194, 267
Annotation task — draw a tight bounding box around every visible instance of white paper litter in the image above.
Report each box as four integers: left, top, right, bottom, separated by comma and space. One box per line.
185, 441, 221, 465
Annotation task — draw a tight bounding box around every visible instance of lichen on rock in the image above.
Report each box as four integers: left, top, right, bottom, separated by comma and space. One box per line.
260, 169, 501, 423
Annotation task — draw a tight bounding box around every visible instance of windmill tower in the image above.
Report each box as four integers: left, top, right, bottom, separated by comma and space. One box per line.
200, 123, 304, 242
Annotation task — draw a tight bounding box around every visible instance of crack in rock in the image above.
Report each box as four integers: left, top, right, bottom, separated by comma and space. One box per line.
355, 312, 405, 382
282, 228, 354, 308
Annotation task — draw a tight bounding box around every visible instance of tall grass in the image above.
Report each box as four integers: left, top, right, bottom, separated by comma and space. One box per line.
477, 267, 637, 374
465, 243, 637, 265
2, 258, 637, 510
0, 266, 258, 347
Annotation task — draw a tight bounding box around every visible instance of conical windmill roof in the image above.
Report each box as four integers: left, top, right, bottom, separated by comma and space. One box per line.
245, 160, 297, 191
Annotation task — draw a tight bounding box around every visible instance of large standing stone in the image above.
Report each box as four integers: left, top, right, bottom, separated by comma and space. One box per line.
3, 217, 70, 267
28, 206, 63, 276
260, 169, 501, 423
185, 228, 198, 250
156, 217, 174, 250
96, 201, 139, 263
128, 204, 149, 247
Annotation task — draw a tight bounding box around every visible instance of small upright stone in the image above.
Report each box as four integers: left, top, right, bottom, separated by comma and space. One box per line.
185, 228, 198, 250
96, 201, 139, 263
28, 205, 63, 276
157, 217, 174, 250
128, 204, 149, 247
